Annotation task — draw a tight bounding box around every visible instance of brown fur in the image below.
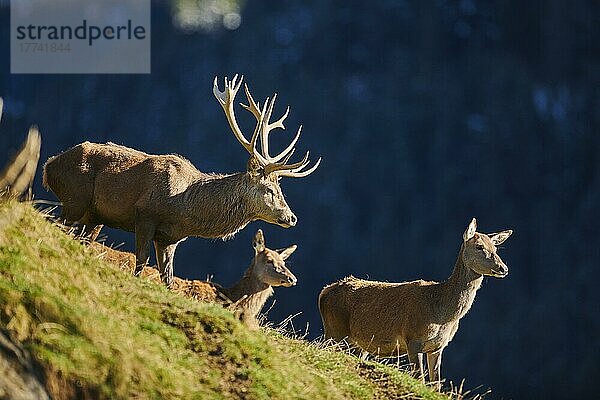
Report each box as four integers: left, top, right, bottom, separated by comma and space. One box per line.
89, 229, 297, 329
318, 218, 512, 389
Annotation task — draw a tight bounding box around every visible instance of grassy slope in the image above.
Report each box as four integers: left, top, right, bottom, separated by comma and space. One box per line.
0, 202, 446, 400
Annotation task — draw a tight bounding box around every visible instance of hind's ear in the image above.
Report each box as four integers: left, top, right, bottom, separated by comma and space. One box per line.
253, 229, 265, 253
489, 230, 513, 245
463, 218, 477, 242
278, 244, 297, 260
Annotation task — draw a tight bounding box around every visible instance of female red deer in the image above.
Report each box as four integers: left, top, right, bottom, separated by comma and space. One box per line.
43, 76, 319, 287
91, 229, 297, 329
319, 218, 512, 390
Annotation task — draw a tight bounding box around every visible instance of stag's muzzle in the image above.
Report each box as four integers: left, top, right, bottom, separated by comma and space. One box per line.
277, 213, 297, 228
281, 274, 297, 287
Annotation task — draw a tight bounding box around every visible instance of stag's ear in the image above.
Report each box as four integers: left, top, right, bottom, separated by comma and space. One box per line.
278, 244, 297, 260
463, 218, 477, 242
247, 157, 263, 180
489, 230, 513, 246
253, 229, 265, 253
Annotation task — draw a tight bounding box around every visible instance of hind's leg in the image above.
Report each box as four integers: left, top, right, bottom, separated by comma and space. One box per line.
427, 350, 443, 390
408, 341, 425, 382
322, 312, 350, 343
320, 292, 351, 343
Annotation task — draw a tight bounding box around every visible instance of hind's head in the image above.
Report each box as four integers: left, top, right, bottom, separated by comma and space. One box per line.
462, 218, 512, 278
250, 229, 298, 287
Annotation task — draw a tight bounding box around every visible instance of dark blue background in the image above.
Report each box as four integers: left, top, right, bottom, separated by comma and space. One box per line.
1, 1, 599, 398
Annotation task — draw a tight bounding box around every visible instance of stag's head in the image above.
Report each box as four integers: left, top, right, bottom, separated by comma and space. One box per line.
213, 76, 320, 228
250, 229, 298, 287
462, 218, 512, 278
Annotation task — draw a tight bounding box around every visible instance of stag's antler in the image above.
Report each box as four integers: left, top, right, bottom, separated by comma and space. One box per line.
213, 75, 320, 178
213, 75, 268, 165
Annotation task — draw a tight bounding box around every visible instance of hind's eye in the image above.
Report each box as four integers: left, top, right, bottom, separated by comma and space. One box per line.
476, 244, 484, 250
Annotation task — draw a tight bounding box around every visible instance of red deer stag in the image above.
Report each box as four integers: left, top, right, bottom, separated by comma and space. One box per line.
43, 76, 319, 287
319, 218, 512, 390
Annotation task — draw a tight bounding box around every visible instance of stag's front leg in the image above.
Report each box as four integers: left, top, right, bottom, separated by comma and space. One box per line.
77, 211, 103, 242
134, 219, 155, 275
154, 240, 178, 288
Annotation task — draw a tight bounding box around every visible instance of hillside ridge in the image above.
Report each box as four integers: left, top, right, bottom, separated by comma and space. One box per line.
0, 201, 448, 400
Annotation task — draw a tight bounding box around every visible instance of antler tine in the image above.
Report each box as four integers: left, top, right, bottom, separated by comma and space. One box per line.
280, 148, 296, 165
249, 99, 270, 155
264, 94, 277, 126
260, 94, 276, 159
262, 94, 294, 162
264, 150, 311, 175
269, 124, 302, 163
212, 75, 245, 145
241, 83, 261, 120
277, 157, 321, 178
241, 87, 292, 162
230, 74, 239, 89
269, 105, 290, 131
0, 97, 3, 122
241, 84, 274, 159
212, 76, 226, 105
213, 76, 268, 165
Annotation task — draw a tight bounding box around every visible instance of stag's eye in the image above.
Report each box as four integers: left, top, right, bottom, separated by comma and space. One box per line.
476, 244, 484, 251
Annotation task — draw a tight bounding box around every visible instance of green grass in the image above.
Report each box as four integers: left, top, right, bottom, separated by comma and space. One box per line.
0, 201, 447, 400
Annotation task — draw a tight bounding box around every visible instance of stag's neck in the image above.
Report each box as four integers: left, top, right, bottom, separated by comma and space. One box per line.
183, 172, 258, 239
222, 265, 274, 319
435, 245, 483, 323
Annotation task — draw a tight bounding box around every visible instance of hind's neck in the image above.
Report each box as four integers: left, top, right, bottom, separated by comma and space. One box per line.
435, 246, 483, 323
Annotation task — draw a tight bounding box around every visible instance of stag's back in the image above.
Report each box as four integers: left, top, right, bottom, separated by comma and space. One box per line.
43, 142, 202, 230
43, 142, 147, 191
43, 142, 146, 218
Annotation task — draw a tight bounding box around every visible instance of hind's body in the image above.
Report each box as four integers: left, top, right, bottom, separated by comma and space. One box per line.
319, 276, 443, 356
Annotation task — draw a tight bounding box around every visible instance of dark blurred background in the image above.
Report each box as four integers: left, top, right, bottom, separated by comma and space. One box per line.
1, 0, 599, 398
